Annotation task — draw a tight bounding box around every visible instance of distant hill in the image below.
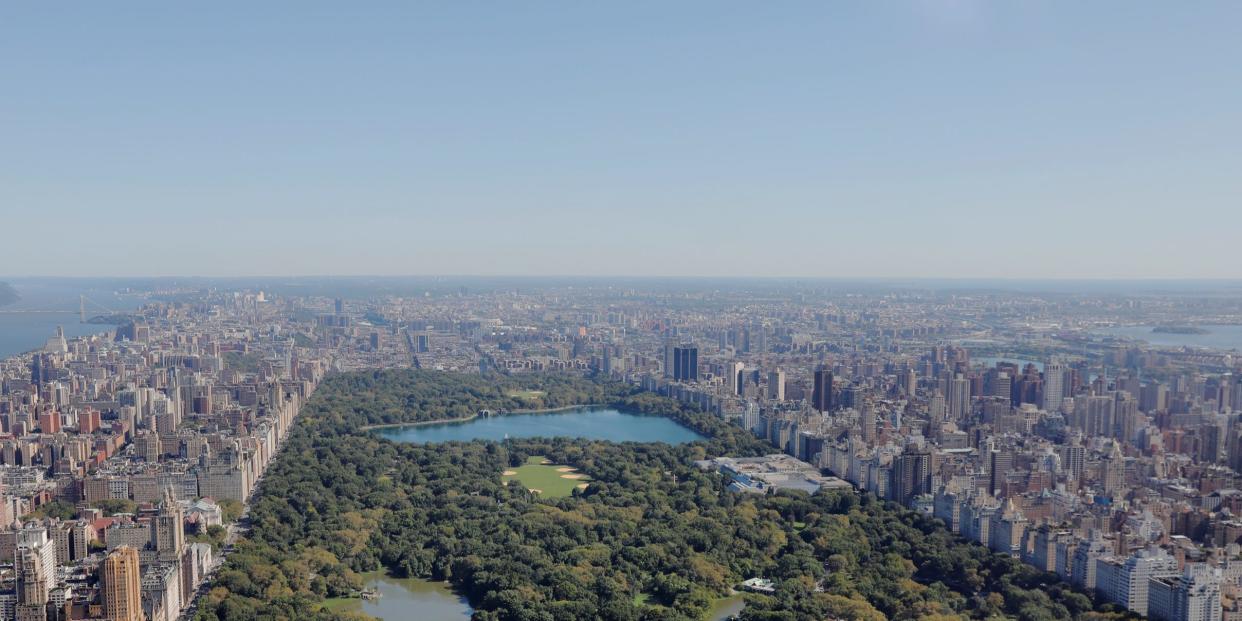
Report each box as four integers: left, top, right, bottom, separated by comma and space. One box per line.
0, 282, 18, 307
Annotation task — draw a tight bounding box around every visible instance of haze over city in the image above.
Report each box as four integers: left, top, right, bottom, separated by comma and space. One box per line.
4, 2, 1241, 278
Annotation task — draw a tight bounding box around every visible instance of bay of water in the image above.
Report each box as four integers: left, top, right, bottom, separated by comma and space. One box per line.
373, 406, 706, 444
1099, 325, 1242, 351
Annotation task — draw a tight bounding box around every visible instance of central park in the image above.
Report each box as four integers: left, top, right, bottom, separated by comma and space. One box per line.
191, 370, 1135, 621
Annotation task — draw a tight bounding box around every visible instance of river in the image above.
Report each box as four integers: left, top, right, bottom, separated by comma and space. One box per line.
0, 312, 116, 359
1098, 325, 1242, 351
0, 279, 143, 359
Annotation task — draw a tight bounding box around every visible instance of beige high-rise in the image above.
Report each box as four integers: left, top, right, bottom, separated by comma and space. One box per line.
103, 546, 143, 621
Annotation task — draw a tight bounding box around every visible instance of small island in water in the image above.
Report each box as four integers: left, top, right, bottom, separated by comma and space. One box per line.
1153, 325, 1210, 335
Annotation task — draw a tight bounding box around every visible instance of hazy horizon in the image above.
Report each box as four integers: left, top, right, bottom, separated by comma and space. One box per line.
4, 2, 1240, 279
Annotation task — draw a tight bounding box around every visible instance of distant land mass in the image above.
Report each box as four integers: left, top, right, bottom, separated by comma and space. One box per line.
0, 282, 18, 307
87, 313, 138, 325
1153, 325, 1210, 335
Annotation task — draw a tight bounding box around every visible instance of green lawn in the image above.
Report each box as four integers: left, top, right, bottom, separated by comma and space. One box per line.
502, 456, 590, 498
317, 597, 359, 613
507, 389, 547, 400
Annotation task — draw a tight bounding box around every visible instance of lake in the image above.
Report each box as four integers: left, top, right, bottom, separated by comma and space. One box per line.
1098, 325, 1242, 351
323, 573, 472, 620
373, 406, 707, 444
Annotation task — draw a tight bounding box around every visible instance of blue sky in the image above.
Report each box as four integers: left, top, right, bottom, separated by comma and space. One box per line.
2, 2, 1240, 278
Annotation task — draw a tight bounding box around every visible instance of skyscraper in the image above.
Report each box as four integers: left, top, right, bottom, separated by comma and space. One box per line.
672, 345, 698, 382
1103, 442, 1126, 496
103, 546, 143, 621
812, 366, 833, 413
1062, 440, 1086, 484
1114, 391, 1139, 443
152, 487, 185, 563
989, 449, 1013, 497
861, 406, 877, 443
662, 337, 676, 379
1148, 566, 1222, 621
993, 372, 1012, 400
1103, 548, 1179, 616
1043, 358, 1066, 412
15, 545, 50, 621
892, 449, 932, 506
768, 369, 785, 401
15, 526, 55, 621
726, 361, 745, 396
948, 373, 970, 421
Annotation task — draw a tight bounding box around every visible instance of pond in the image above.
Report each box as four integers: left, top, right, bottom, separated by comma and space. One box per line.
372, 405, 707, 444
322, 573, 471, 620
326, 573, 745, 620
707, 594, 747, 620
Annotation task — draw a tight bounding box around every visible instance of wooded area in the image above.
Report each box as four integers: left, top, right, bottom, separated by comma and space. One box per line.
192, 370, 1135, 621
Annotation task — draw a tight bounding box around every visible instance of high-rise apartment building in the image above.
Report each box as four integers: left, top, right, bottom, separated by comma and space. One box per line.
1043, 358, 1066, 412
672, 345, 698, 382
812, 366, 833, 413
103, 546, 143, 621
152, 488, 185, 563
948, 374, 970, 421
892, 449, 932, 506
1098, 548, 1179, 616
768, 369, 785, 401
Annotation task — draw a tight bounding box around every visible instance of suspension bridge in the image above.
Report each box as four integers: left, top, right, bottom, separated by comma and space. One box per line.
0, 295, 119, 321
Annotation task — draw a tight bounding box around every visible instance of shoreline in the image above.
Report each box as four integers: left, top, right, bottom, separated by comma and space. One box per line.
359, 403, 602, 432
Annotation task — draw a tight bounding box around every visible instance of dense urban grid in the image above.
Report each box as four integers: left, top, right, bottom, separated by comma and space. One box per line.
3, 279, 1242, 621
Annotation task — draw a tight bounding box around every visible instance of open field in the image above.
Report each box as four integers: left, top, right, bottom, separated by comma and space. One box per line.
502, 455, 590, 498
506, 389, 547, 400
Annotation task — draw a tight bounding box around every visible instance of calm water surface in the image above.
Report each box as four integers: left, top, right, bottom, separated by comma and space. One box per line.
329, 574, 472, 620
0, 312, 113, 359
337, 573, 743, 620
1099, 325, 1242, 351
707, 594, 746, 619
0, 280, 141, 359
374, 406, 706, 444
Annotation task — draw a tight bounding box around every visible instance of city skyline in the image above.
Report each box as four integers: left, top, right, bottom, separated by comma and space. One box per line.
4, 2, 1241, 279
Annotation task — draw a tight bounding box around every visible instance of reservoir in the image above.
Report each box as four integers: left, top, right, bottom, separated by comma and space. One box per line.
372, 406, 706, 444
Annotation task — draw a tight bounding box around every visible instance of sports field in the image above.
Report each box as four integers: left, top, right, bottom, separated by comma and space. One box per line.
502, 456, 590, 498
506, 389, 547, 400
